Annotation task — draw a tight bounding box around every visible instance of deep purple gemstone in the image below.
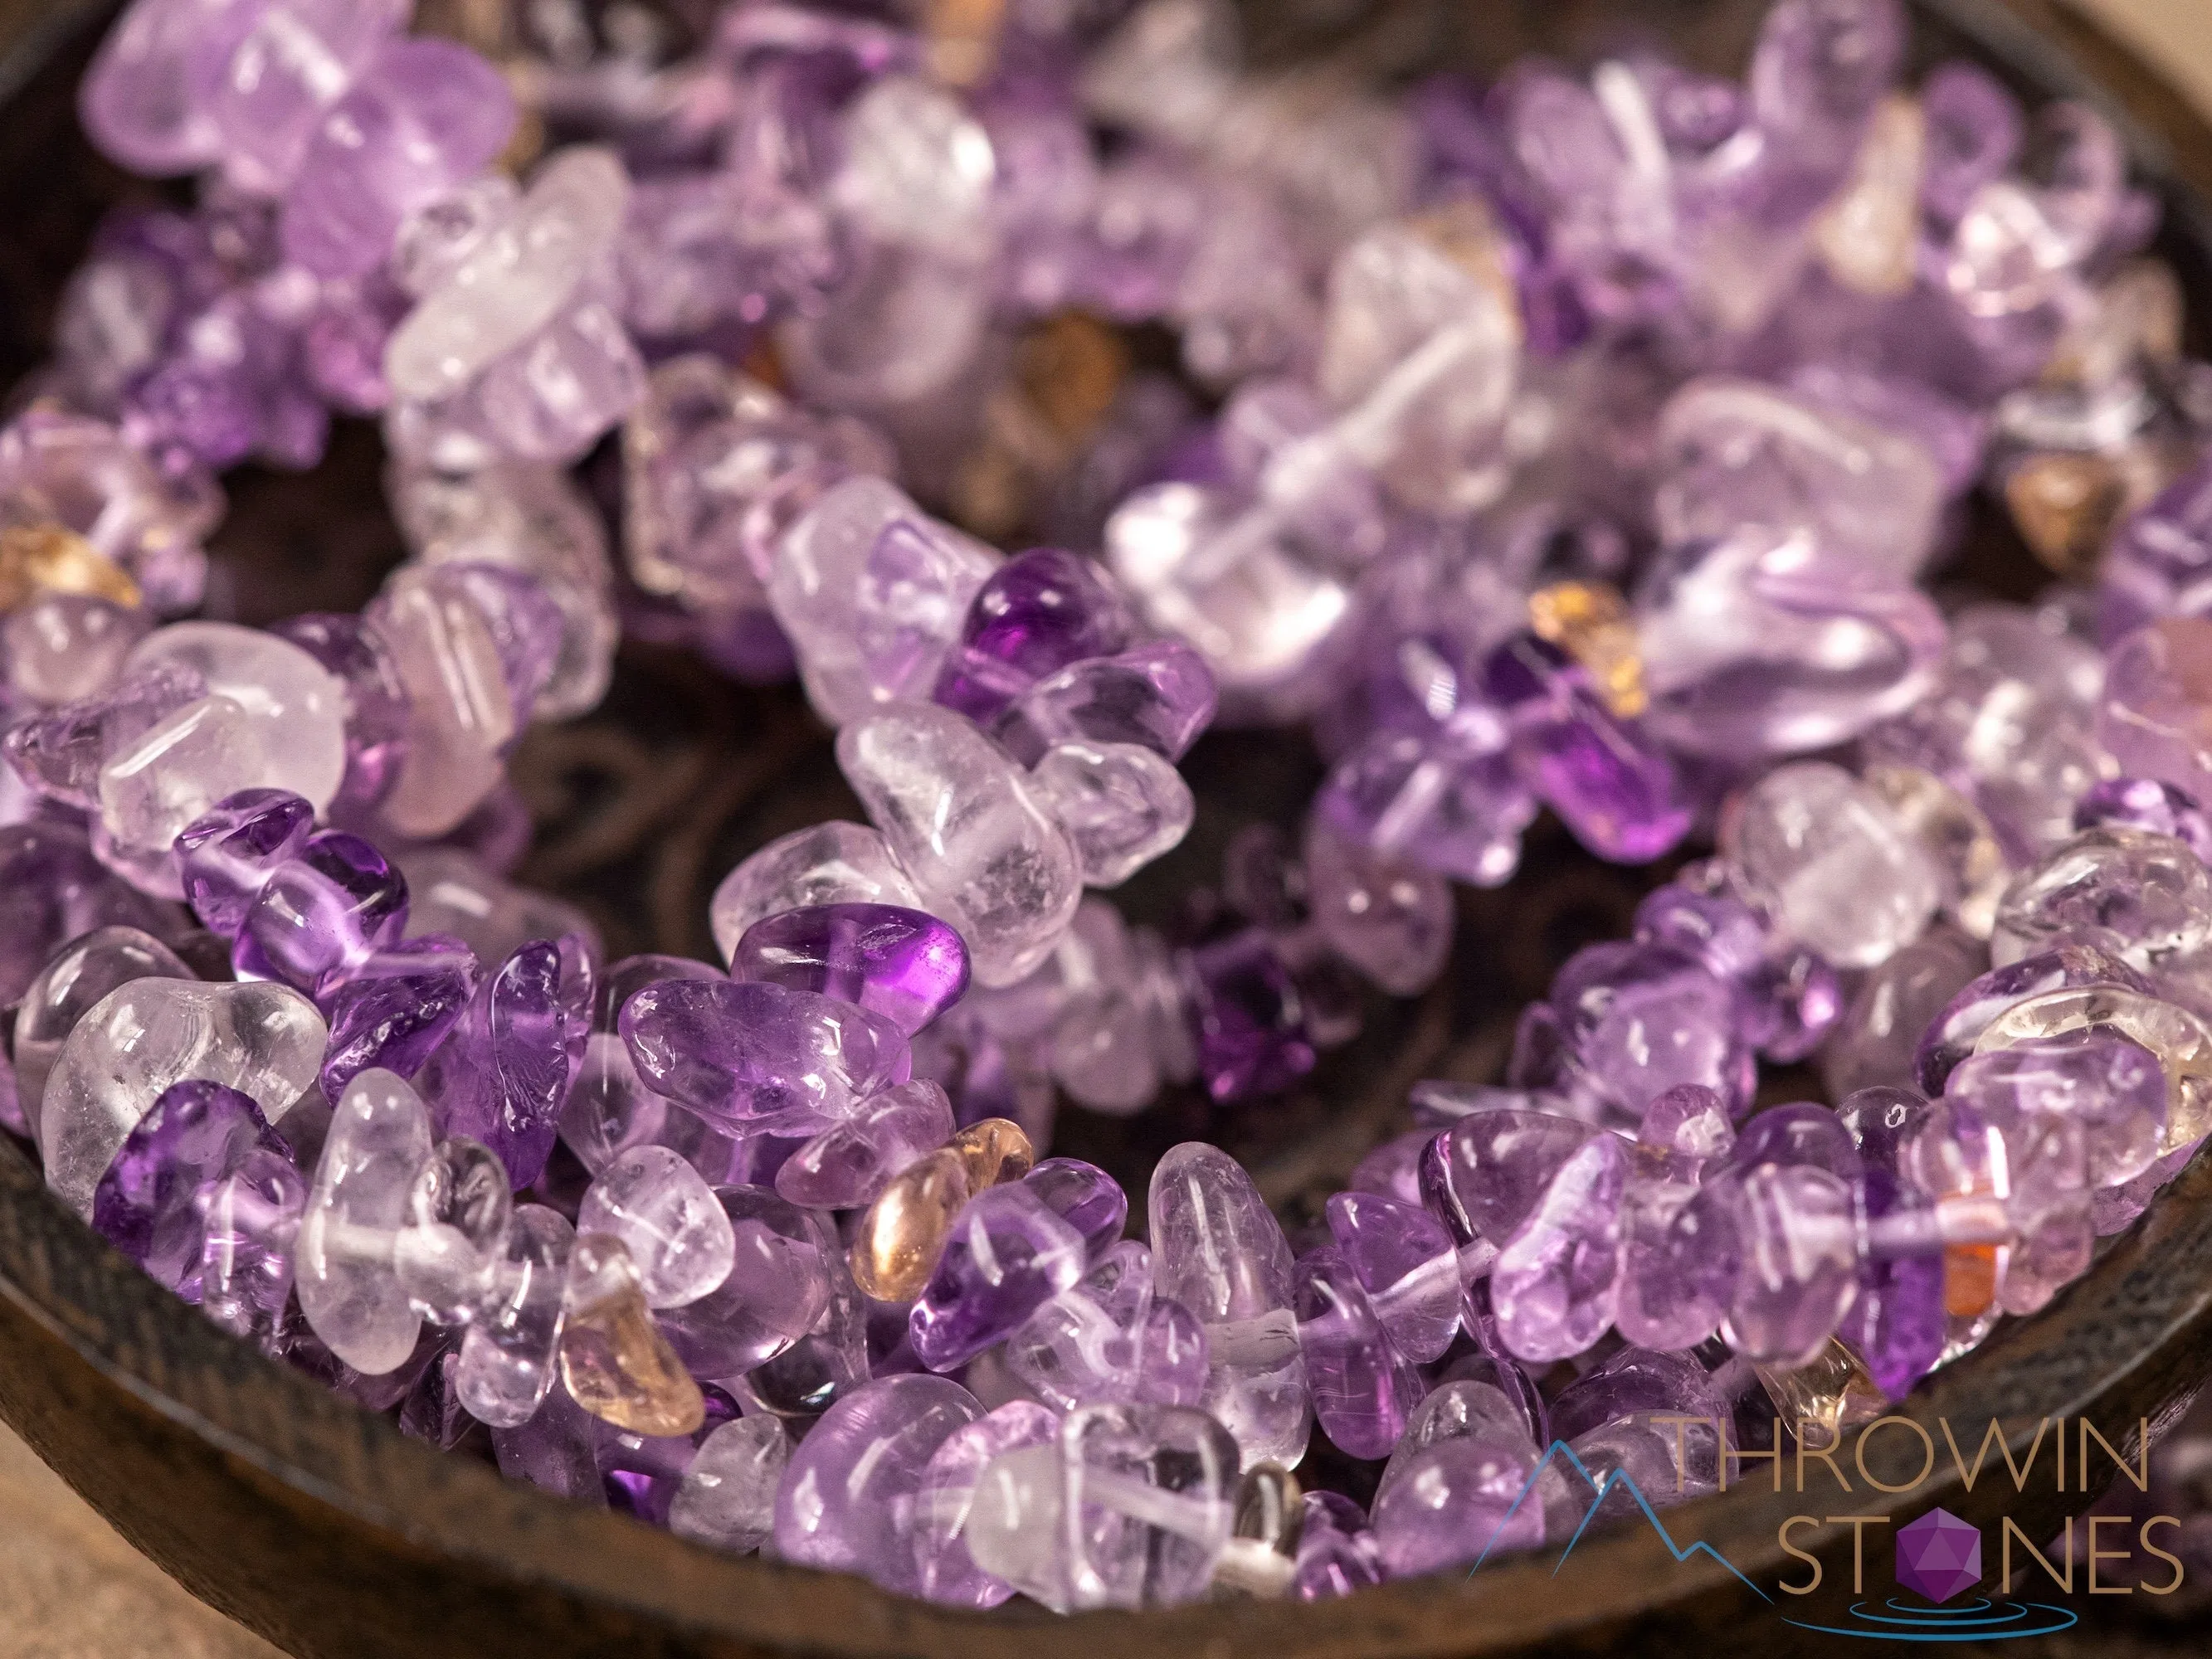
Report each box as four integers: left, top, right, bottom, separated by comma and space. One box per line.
417, 940, 575, 1189
1024, 1157, 1128, 1255
232, 830, 409, 997
1483, 634, 1693, 864
319, 934, 480, 1098
907, 1184, 1087, 1372
1179, 927, 1313, 1102
1844, 1168, 1946, 1400
90, 1079, 290, 1298
176, 789, 316, 938
933, 547, 1135, 723
730, 902, 970, 1037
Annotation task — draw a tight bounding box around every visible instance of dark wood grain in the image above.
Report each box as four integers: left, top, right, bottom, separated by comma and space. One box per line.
0, 2, 2210, 1655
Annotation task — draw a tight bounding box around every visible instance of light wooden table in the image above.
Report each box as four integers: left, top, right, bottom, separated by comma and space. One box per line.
2, 2, 2209, 1654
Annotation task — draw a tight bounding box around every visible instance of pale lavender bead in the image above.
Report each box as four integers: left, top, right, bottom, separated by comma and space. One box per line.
558, 1033, 668, 1176
618, 977, 911, 1132
0, 825, 187, 1012
90, 1079, 289, 1298
4, 594, 152, 706
1920, 61, 2024, 225
1294, 1245, 1424, 1460
1723, 761, 1942, 968
233, 830, 409, 997
836, 703, 1084, 988
768, 477, 1000, 726
655, 1186, 836, 1381
990, 640, 1218, 766
771, 1373, 983, 1594
80, 0, 225, 175
1990, 827, 2212, 975
297, 1068, 434, 1375
1024, 1158, 1129, 1257
1302, 817, 1454, 995
5, 662, 203, 814
1350, 1130, 1433, 1205
732, 903, 970, 1037
1914, 943, 2150, 1094
1315, 722, 1536, 889
196, 1146, 310, 1348
1002, 1240, 1153, 1411
1722, 1163, 1859, 1365
1491, 1135, 1629, 1363
670, 1416, 791, 1555
1635, 528, 1948, 757
2101, 460, 2212, 643
12, 925, 190, 1141
197, 0, 412, 194
1615, 1180, 1742, 1352
175, 788, 314, 937
775, 1079, 955, 1209
1136, 1298, 1209, 1407
1945, 1029, 2167, 1189
319, 934, 480, 1100
282, 39, 518, 280
1419, 1110, 1600, 1248
1372, 1435, 1542, 1576
910, 1184, 1089, 1372
577, 1146, 737, 1310
1730, 1102, 1866, 1181
1323, 1190, 1461, 1363
1823, 927, 1986, 1100
914, 1400, 1060, 1607
1545, 940, 1756, 1122
1547, 1345, 1724, 1447
415, 940, 575, 1190
1636, 1082, 1737, 1176
1294, 1490, 1385, 1600
456, 1204, 573, 1428
1380, 1378, 1542, 1507
1147, 1141, 1309, 1467
2075, 779, 2212, 865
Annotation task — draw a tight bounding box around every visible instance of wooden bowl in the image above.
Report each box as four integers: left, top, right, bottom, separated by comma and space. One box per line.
2, 2, 2211, 1655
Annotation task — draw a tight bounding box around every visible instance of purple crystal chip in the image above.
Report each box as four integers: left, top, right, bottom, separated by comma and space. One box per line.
730, 902, 970, 1037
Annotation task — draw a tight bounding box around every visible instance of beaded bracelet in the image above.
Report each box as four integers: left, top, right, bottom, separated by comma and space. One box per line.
2, 0, 2210, 1618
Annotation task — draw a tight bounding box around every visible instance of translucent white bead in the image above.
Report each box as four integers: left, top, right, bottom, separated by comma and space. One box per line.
1723, 761, 1942, 968
670, 1415, 790, 1554
709, 821, 922, 965
373, 567, 518, 839
41, 978, 326, 1219
768, 477, 999, 727
298, 1068, 436, 1375
837, 703, 1082, 988
1146, 1141, 1310, 1468
576, 1145, 736, 1310
389, 460, 618, 721
456, 1204, 574, 1428
386, 148, 631, 404
831, 77, 996, 259
1029, 741, 1196, 888
95, 694, 267, 861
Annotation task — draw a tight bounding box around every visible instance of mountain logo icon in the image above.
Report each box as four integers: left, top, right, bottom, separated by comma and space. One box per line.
1462, 1438, 1772, 1603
